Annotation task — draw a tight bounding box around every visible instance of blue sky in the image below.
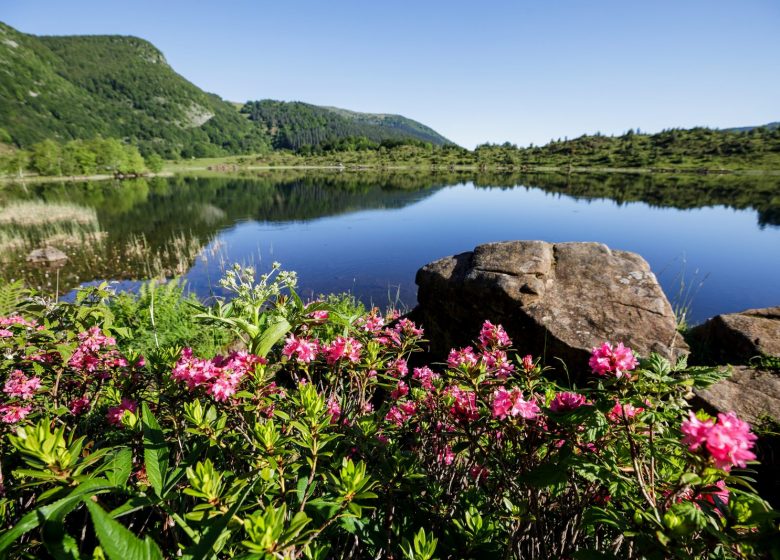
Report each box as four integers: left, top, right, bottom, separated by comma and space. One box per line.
3, 0, 778, 148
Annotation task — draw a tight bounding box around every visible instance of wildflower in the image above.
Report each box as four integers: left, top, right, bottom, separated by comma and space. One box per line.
326, 397, 341, 423
478, 320, 511, 349
492, 387, 540, 420
387, 358, 408, 378
0, 329, 11, 338
698, 480, 729, 507
469, 464, 490, 480
282, 334, 319, 364
447, 346, 479, 369
589, 342, 639, 378
3, 370, 41, 400
549, 391, 587, 413
69, 397, 91, 415
682, 411, 756, 471
323, 336, 362, 365
437, 445, 455, 466
391, 380, 409, 400
357, 309, 384, 333
412, 366, 439, 390
308, 309, 329, 323
447, 386, 480, 421
0, 404, 32, 423
521, 354, 535, 372
386, 401, 416, 425
481, 349, 514, 378
607, 401, 644, 422
394, 318, 424, 338
681, 411, 715, 451
107, 398, 137, 426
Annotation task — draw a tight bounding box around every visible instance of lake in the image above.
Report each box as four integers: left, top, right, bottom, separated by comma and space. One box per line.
2, 170, 779, 325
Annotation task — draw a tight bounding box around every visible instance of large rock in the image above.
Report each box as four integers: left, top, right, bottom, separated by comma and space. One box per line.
688, 306, 780, 365
694, 366, 780, 424
26, 246, 68, 266
415, 240, 687, 373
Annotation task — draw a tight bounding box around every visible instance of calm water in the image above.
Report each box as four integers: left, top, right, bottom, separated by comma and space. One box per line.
2, 171, 779, 324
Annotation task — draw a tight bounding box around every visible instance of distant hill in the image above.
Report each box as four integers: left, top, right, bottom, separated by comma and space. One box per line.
0, 22, 451, 157
723, 122, 780, 133
241, 100, 452, 150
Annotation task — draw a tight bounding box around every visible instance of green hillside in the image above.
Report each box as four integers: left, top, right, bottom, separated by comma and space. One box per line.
0, 22, 270, 158
241, 100, 452, 150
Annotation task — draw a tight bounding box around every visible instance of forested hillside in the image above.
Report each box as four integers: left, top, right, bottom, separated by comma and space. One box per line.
241, 100, 451, 150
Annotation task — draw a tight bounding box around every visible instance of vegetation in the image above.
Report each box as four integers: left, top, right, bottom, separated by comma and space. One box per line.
0, 265, 776, 559
242, 100, 450, 151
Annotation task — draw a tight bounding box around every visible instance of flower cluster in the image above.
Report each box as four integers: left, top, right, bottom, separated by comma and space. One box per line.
0, 315, 38, 338
107, 398, 138, 426
282, 334, 319, 364
549, 391, 587, 413
681, 411, 757, 471
68, 327, 128, 377
323, 336, 363, 365
3, 370, 41, 400
492, 386, 540, 420
172, 348, 265, 402
589, 342, 639, 378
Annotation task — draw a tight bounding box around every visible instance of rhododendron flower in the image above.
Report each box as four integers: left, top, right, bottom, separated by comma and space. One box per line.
589, 342, 638, 378
375, 328, 401, 347
549, 391, 587, 413
492, 387, 540, 420
607, 401, 644, 422
447, 386, 480, 421
282, 334, 319, 364
521, 354, 535, 372
386, 402, 416, 425
0, 329, 11, 338
0, 315, 37, 328
0, 404, 31, 423
326, 397, 341, 423
682, 411, 757, 471
478, 320, 511, 349
437, 445, 455, 466
357, 309, 384, 333
107, 398, 137, 426
68, 326, 126, 376
447, 346, 479, 369
412, 366, 439, 390
308, 309, 329, 323
469, 464, 490, 480
481, 349, 514, 378
3, 370, 41, 400
387, 358, 408, 378
699, 480, 729, 507
324, 336, 362, 365
69, 397, 91, 415
391, 380, 409, 400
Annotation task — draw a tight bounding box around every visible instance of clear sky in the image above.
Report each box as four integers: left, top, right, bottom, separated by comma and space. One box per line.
2, 0, 778, 148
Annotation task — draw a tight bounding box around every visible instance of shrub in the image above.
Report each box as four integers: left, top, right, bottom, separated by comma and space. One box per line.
0, 265, 776, 559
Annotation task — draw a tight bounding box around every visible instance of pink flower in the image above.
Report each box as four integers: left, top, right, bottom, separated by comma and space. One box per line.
0, 329, 11, 338
0, 404, 32, 423
323, 336, 362, 365
391, 380, 409, 400
607, 401, 644, 423
282, 334, 319, 364
481, 349, 515, 378
447, 386, 480, 421
699, 480, 729, 507
705, 412, 757, 471
308, 310, 329, 323
207, 374, 238, 401
521, 355, 535, 372
681, 411, 715, 451
0, 315, 37, 328
550, 391, 587, 413
106, 398, 137, 426
357, 309, 384, 333
326, 397, 341, 423
3, 370, 41, 400
412, 366, 439, 390
589, 342, 639, 378
387, 358, 408, 378
394, 318, 424, 338
469, 464, 490, 480
447, 346, 479, 369
386, 401, 416, 425
69, 397, 91, 415
492, 387, 540, 420
478, 320, 511, 349
437, 445, 455, 466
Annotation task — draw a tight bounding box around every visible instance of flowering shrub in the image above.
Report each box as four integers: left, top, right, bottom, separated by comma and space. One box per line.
0, 267, 776, 559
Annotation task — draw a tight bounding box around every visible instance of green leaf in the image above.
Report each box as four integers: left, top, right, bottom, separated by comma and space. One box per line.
84, 499, 163, 560
142, 403, 169, 498
254, 316, 291, 357
105, 448, 133, 488
0, 478, 113, 553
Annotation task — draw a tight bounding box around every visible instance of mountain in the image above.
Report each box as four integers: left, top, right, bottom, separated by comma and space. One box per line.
0, 22, 452, 157
240, 100, 452, 150
723, 122, 780, 133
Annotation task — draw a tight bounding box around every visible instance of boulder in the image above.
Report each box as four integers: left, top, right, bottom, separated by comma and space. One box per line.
687, 307, 780, 365
414, 240, 687, 373
26, 246, 68, 266
693, 366, 780, 424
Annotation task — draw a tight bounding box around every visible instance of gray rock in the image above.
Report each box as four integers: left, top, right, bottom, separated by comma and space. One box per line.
688, 307, 780, 365
415, 240, 687, 374
693, 366, 780, 423
26, 246, 68, 265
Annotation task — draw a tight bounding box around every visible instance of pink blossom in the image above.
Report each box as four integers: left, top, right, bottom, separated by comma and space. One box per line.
207, 375, 238, 401
412, 366, 439, 390
69, 397, 91, 415
698, 480, 729, 507
521, 355, 535, 372
0, 329, 11, 338
394, 318, 424, 338
308, 310, 329, 323
481, 349, 515, 378
705, 412, 757, 471
491, 387, 540, 420
3, 370, 41, 400
282, 334, 319, 364
0, 404, 32, 423
549, 391, 587, 413
326, 397, 341, 423
437, 445, 455, 466
607, 401, 644, 423
357, 309, 384, 333
447, 386, 480, 422
386, 401, 416, 425
375, 328, 401, 347
589, 342, 639, 378
106, 398, 137, 426
323, 336, 362, 365
68, 326, 125, 376
469, 464, 490, 480
387, 358, 408, 378
391, 380, 409, 400
681, 411, 715, 451
478, 320, 511, 349
0, 315, 37, 328
447, 346, 479, 369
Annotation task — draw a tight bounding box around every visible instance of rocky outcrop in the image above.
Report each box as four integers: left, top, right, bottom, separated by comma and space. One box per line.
415, 240, 686, 373
26, 246, 68, 266
693, 366, 780, 424
688, 306, 780, 365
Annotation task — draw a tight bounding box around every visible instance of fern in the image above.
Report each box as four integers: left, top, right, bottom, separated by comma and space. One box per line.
0, 279, 28, 316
